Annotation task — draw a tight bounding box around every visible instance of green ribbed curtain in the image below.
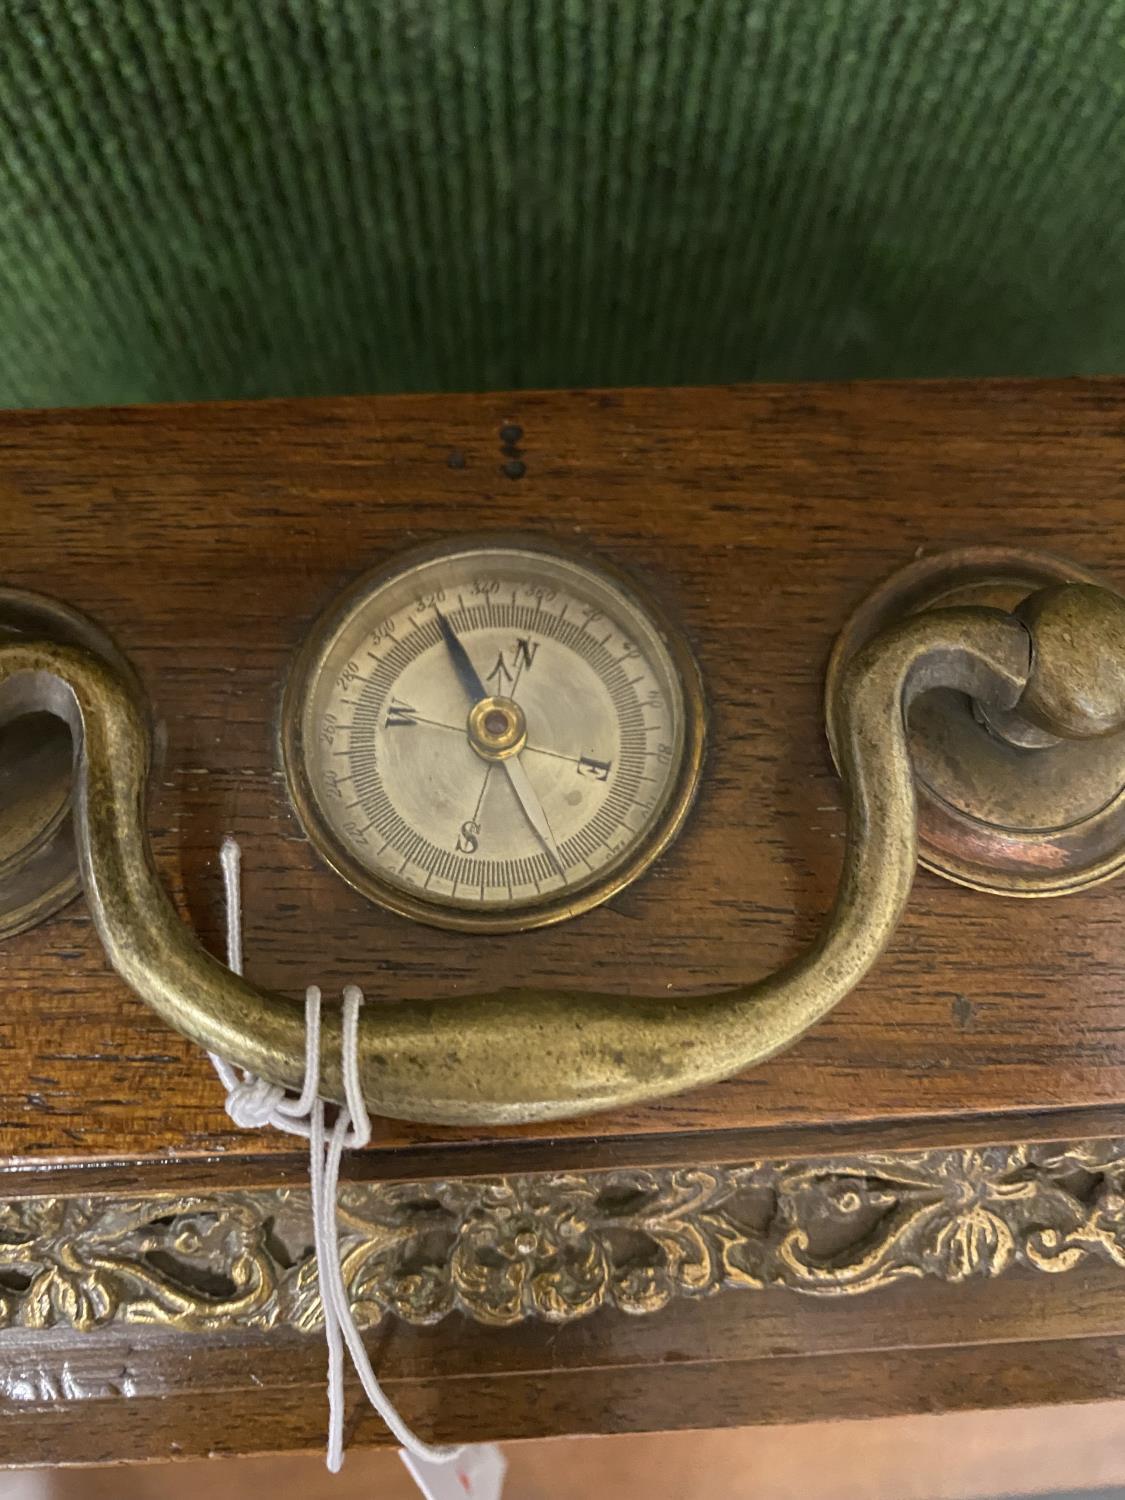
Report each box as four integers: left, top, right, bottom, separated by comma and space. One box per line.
2, 1, 1124, 408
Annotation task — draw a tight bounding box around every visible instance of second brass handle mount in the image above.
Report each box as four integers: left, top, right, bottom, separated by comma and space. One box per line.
1, 549, 1124, 1123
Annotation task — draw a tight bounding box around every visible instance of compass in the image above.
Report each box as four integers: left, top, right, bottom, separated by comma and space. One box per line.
281, 538, 706, 931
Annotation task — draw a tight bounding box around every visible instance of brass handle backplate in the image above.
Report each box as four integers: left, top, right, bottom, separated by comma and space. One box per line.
828, 548, 1125, 895
2, 549, 1124, 1125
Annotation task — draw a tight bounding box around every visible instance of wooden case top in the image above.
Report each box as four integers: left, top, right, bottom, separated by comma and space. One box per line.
2, 378, 1125, 1169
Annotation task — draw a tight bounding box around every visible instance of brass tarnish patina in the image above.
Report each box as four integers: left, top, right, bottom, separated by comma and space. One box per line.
829, 549, 1125, 895
0, 590, 138, 939
279, 538, 708, 934
4, 1138, 1125, 1336
1, 552, 1123, 1124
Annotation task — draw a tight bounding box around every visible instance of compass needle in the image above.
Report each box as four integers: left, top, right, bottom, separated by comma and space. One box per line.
283, 542, 704, 931
434, 607, 488, 703
502, 754, 568, 880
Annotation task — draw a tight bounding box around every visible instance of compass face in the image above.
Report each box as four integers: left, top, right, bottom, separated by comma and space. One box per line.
282, 539, 705, 931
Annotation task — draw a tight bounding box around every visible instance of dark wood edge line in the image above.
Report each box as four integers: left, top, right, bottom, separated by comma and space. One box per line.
4, 1099, 1125, 1197
4, 375, 1118, 426
5, 1332, 1125, 1464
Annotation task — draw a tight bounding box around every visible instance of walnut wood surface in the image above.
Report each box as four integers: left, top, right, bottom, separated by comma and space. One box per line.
4, 1262, 1125, 1462
11, 1338, 1125, 1467
2, 378, 1125, 1165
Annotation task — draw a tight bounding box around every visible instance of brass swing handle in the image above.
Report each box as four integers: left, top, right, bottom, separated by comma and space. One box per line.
3, 583, 1124, 1126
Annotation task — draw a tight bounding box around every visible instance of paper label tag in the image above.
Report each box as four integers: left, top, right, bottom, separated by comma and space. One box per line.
400, 1443, 507, 1500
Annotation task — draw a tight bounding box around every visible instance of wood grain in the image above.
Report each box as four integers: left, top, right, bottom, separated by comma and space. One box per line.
5, 1258, 1125, 1463
1, 379, 1125, 1165
29, 1404, 1125, 1500
16, 1341, 1125, 1467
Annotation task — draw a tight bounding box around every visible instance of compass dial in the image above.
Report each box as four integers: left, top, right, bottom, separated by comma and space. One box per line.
282, 539, 705, 931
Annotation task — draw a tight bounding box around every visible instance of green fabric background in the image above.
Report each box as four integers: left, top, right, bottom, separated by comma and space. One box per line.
2, 1, 1124, 408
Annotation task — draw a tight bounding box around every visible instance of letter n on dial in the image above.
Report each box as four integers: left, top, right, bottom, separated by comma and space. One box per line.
283, 540, 705, 932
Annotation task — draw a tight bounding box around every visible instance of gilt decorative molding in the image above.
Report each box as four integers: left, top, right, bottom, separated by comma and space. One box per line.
3, 1139, 1125, 1335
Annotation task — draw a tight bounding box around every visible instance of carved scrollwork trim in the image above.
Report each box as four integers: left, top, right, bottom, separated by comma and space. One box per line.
3, 1138, 1125, 1335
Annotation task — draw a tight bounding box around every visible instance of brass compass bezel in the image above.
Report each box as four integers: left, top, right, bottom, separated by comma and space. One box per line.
280, 535, 708, 933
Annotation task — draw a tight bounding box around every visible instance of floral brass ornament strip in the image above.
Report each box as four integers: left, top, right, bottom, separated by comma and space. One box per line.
3, 1140, 1125, 1335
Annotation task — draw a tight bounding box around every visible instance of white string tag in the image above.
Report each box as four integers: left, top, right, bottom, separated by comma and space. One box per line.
400, 1443, 507, 1500
212, 837, 467, 1483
